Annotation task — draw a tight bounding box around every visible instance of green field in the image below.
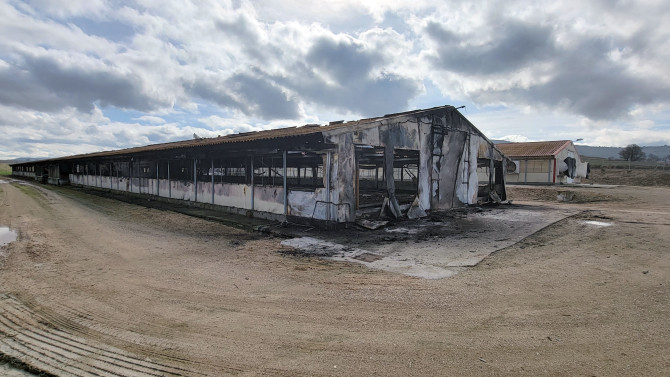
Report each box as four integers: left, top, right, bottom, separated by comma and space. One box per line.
0, 163, 12, 176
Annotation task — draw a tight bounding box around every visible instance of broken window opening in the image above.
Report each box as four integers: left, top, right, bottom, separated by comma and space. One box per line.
136, 160, 154, 178
157, 160, 168, 180
356, 147, 419, 209
221, 158, 247, 184
253, 152, 325, 190
169, 159, 192, 181
476, 158, 493, 200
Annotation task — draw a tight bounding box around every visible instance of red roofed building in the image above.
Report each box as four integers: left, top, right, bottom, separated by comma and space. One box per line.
495, 140, 589, 184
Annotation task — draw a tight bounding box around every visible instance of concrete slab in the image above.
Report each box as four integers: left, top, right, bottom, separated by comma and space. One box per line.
282, 204, 579, 279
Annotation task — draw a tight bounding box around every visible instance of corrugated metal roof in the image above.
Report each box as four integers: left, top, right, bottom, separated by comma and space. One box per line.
495, 140, 572, 158
12, 105, 459, 164
53, 123, 324, 161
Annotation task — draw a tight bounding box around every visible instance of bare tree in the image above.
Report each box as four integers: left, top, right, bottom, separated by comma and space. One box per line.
619, 144, 646, 161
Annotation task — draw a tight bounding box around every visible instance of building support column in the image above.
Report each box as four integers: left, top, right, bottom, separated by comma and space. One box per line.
325, 152, 331, 222
167, 160, 171, 198
355, 151, 360, 210
524, 159, 528, 184
385, 146, 401, 218
193, 158, 197, 202
283, 150, 288, 219
250, 155, 254, 211
156, 161, 160, 196
553, 159, 556, 184
489, 154, 494, 189
211, 159, 215, 205
138, 158, 141, 193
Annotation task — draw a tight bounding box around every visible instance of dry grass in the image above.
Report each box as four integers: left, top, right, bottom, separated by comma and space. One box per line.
585, 167, 670, 187
0, 163, 12, 176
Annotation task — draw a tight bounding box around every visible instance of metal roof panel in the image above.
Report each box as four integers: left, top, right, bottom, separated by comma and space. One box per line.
495, 140, 572, 158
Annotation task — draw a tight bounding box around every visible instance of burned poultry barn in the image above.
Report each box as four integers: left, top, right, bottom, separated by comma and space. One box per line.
11, 106, 509, 224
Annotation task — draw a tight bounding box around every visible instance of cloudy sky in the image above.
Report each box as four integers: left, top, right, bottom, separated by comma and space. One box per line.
2, 0, 670, 159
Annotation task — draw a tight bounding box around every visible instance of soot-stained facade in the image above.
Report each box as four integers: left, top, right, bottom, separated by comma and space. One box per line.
11, 106, 509, 224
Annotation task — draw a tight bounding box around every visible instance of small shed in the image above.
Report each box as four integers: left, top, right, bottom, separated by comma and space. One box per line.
495, 140, 589, 184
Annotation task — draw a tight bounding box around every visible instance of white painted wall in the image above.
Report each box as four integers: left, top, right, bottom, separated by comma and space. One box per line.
68, 174, 328, 220
288, 188, 328, 219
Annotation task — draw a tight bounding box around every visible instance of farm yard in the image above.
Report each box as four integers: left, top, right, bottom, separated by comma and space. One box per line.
0, 175, 669, 376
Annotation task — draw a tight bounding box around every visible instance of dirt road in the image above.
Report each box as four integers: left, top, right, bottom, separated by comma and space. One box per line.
1, 179, 669, 376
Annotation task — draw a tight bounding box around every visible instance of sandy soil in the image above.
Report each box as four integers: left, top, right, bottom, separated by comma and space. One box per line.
0, 178, 669, 376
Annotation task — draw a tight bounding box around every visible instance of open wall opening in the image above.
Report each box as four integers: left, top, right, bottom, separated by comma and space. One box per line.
356, 146, 419, 210
477, 158, 507, 201
168, 159, 193, 182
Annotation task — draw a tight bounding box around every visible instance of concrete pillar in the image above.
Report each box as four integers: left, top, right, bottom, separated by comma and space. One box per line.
326, 152, 331, 222
167, 160, 171, 198
524, 159, 528, 184
250, 155, 255, 210
193, 159, 197, 202
283, 150, 288, 218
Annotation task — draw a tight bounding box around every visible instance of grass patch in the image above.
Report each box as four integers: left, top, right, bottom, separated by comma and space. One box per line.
13, 182, 46, 204
0, 163, 11, 176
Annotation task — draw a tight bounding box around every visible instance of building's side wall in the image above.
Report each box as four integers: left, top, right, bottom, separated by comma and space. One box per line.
11, 170, 36, 179
326, 117, 425, 218
418, 123, 433, 210
433, 112, 496, 209
335, 133, 355, 222
504, 159, 554, 184
555, 143, 588, 183
437, 125, 467, 208
69, 172, 332, 221
324, 110, 501, 213
288, 188, 328, 219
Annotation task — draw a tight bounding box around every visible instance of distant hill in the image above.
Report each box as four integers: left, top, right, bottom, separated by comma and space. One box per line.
574, 146, 621, 159
576, 145, 670, 160
0, 158, 39, 164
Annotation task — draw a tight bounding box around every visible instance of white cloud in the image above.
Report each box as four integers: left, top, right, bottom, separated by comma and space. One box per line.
0, 0, 669, 159
135, 115, 166, 124
499, 135, 531, 143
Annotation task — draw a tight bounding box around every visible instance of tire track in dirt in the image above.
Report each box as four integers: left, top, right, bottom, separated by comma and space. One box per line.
0, 294, 205, 377
35, 302, 248, 374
